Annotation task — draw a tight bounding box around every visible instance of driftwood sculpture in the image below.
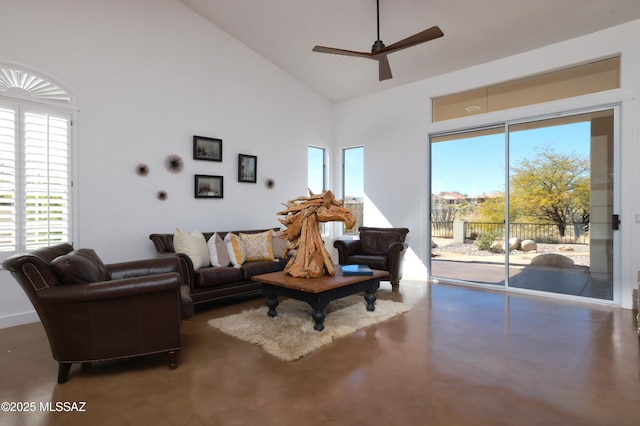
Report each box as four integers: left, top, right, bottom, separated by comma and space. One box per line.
277, 190, 356, 278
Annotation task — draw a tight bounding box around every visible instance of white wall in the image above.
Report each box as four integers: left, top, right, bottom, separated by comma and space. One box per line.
0, 0, 333, 327
334, 19, 640, 309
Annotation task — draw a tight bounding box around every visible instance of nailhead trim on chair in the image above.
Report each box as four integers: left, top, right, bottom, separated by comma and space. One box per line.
22, 263, 50, 291
57, 346, 182, 364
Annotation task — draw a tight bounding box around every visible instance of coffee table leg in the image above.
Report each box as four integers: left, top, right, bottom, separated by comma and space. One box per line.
311, 309, 326, 331
364, 290, 377, 312
266, 296, 279, 317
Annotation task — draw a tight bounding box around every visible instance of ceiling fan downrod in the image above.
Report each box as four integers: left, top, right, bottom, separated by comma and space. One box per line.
372, 0, 385, 53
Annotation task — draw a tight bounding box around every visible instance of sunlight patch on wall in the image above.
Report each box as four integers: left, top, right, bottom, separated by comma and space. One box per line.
364, 195, 427, 280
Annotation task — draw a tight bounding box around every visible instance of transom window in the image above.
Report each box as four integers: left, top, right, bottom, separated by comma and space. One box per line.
432, 56, 620, 122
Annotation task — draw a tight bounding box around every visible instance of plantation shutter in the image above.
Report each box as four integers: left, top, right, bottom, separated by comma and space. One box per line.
0, 106, 16, 252
23, 110, 70, 249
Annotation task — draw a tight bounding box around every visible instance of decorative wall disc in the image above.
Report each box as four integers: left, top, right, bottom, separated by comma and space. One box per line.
136, 163, 149, 176
165, 154, 184, 173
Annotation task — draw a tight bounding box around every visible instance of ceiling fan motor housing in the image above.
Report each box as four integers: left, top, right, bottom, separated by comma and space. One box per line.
371, 39, 386, 53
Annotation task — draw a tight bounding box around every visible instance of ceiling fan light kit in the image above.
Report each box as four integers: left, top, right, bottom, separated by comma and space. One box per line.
312, 0, 443, 81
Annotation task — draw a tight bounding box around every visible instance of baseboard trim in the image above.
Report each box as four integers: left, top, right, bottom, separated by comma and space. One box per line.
0, 311, 39, 329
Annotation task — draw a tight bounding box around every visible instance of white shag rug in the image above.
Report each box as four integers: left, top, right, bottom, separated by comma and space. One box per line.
207, 295, 411, 361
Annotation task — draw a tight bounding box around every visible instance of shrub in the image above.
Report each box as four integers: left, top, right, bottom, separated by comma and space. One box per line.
475, 230, 502, 251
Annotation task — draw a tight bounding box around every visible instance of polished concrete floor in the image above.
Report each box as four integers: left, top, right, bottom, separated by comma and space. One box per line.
1, 281, 639, 425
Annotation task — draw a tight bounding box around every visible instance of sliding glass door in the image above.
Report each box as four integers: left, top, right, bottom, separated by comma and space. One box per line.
430, 126, 506, 286
430, 108, 616, 301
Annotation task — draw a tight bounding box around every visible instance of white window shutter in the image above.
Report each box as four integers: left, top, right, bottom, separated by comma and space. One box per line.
23, 111, 70, 249
0, 106, 16, 252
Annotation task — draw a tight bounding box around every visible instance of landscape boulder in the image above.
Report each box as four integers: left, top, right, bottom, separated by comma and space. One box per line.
520, 240, 537, 251
508, 238, 521, 251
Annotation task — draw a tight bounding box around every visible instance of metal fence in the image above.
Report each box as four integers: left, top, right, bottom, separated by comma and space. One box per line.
432, 221, 589, 244
431, 221, 453, 238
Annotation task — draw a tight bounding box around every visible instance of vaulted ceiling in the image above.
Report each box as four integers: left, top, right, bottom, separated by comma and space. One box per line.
179, 0, 640, 103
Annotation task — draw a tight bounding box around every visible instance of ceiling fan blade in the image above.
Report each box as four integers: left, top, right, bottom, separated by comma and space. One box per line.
374, 26, 444, 56
378, 55, 392, 81
312, 45, 373, 59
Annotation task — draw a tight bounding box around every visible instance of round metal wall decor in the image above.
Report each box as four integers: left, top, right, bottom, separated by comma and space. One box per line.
165, 154, 184, 173
136, 163, 149, 176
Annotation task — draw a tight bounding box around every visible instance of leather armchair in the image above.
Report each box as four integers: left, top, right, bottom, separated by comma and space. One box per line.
2, 243, 183, 383
333, 227, 409, 291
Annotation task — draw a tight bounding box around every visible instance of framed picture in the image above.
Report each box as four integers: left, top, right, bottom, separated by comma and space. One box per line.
194, 175, 223, 198
193, 136, 222, 162
238, 154, 257, 183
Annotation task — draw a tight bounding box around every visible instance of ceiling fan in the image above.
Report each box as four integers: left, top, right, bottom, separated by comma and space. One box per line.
312, 0, 444, 81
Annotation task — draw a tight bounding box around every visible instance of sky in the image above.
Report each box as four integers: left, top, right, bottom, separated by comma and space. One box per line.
431, 121, 591, 196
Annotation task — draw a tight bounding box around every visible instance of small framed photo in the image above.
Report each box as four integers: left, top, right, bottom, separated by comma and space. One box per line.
195, 175, 223, 198
193, 136, 222, 162
238, 154, 257, 183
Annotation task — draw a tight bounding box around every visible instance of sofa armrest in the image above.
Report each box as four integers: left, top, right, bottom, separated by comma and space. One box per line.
107, 256, 181, 280
333, 239, 363, 263
37, 273, 181, 305
109, 255, 194, 319
387, 241, 409, 257
387, 242, 409, 275
153, 252, 194, 291
149, 233, 173, 254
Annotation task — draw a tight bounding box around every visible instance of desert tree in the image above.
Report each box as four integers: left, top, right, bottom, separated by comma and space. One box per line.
509, 146, 590, 237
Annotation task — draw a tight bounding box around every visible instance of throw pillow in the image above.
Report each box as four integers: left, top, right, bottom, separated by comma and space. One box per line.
174, 228, 210, 270
224, 232, 246, 267
51, 248, 108, 284
240, 230, 274, 261
271, 230, 288, 258
207, 233, 230, 267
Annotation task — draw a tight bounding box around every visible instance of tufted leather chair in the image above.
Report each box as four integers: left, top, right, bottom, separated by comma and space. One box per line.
333, 227, 409, 291
2, 243, 184, 384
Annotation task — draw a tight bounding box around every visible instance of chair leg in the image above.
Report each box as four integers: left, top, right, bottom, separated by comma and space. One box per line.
391, 281, 400, 293
57, 362, 72, 384
167, 350, 179, 370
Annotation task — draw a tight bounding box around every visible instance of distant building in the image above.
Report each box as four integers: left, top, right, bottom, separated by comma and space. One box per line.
433, 191, 502, 206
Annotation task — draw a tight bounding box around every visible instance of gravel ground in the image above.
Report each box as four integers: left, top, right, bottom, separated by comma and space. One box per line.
432, 238, 590, 266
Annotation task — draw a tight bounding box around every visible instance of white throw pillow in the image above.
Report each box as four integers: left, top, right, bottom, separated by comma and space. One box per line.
207, 233, 230, 267
271, 230, 288, 258
173, 228, 210, 270
224, 232, 246, 267
240, 230, 274, 261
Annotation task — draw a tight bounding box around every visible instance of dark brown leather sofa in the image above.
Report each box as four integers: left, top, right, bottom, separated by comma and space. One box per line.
149, 228, 287, 308
333, 227, 409, 291
2, 243, 183, 384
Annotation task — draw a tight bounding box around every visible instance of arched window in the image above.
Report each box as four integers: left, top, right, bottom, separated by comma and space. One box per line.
0, 65, 76, 257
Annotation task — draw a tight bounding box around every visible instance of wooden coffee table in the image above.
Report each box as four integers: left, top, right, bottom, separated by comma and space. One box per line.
253, 266, 386, 331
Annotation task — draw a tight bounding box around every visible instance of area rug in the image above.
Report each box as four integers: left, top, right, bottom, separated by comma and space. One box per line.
207, 295, 411, 361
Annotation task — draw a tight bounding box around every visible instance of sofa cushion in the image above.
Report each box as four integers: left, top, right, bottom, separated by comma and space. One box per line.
224, 233, 246, 266
240, 230, 274, 261
207, 233, 230, 267
241, 260, 284, 279
174, 228, 210, 270
51, 248, 108, 284
272, 230, 288, 258
193, 266, 244, 288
